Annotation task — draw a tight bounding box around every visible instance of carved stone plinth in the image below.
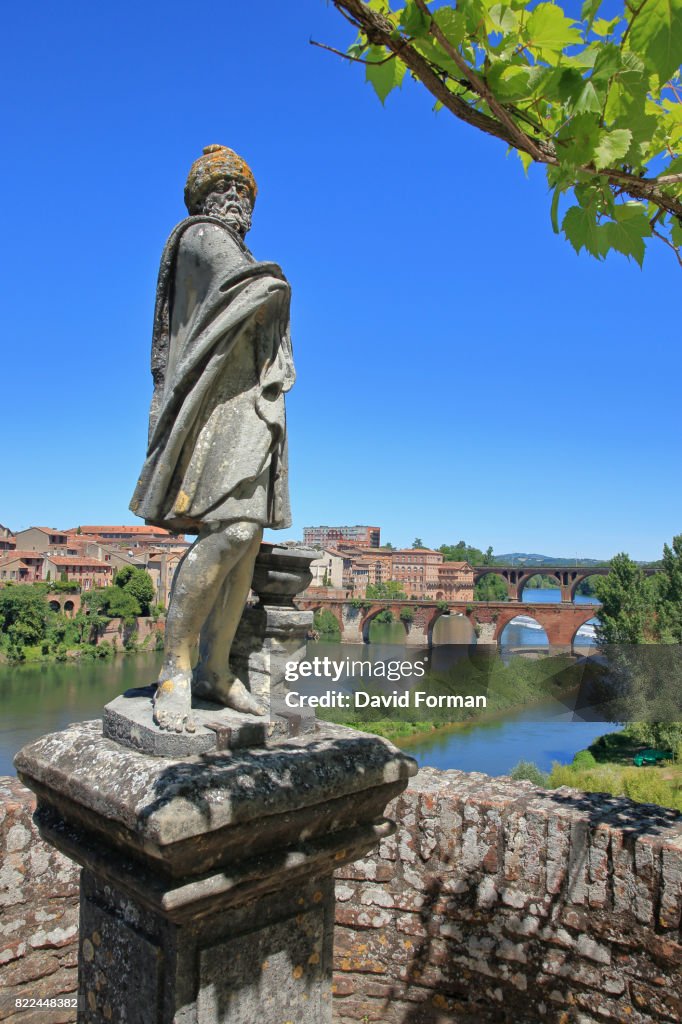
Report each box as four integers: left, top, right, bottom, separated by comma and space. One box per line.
15, 720, 416, 1023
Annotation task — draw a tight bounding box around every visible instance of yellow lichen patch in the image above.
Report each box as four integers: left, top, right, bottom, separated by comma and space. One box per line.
334, 849, 347, 861
103, 1004, 112, 1021
340, 958, 351, 971
158, 680, 175, 695
292, 965, 304, 980
308, 952, 320, 965
173, 491, 191, 514
402, 939, 413, 950
313, 890, 323, 903
379, 935, 388, 946
87, 992, 96, 1011
298, 897, 306, 906
354, 943, 368, 954
83, 939, 94, 962
432, 994, 449, 1010
261, 960, 270, 971
92, 931, 101, 946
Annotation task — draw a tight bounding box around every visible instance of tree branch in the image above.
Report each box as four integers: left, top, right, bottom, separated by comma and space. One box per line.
329, 0, 682, 220
414, 0, 546, 161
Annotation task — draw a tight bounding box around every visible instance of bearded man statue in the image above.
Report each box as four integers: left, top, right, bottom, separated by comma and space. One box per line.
130, 145, 295, 733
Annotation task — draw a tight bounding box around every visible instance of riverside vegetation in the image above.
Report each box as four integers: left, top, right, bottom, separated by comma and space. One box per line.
0, 568, 164, 664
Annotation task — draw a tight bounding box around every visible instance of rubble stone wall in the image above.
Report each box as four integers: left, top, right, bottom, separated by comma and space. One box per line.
0, 778, 79, 1023
334, 767, 682, 1024
2, 769, 681, 1023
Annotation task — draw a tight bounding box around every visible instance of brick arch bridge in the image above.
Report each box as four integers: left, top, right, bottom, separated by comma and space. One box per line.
297, 598, 598, 652
471, 564, 659, 602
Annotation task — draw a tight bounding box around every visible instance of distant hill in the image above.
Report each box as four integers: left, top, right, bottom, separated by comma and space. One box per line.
494, 553, 607, 567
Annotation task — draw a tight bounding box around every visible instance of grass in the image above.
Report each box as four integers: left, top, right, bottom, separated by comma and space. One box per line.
510, 730, 682, 812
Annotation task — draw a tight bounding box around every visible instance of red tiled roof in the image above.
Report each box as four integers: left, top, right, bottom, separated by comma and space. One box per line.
67, 525, 171, 536
45, 556, 111, 567
0, 550, 47, 560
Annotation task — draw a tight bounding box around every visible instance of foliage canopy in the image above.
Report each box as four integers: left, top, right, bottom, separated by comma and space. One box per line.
323, 0, 682, 265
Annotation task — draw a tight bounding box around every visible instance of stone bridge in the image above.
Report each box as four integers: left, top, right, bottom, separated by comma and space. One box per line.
46, 592, 81, 617
472, 564, 659, 602
296, 598, 599, 652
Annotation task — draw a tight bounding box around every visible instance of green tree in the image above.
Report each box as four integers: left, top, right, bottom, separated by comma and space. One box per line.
412, 537, 424, 548
0, 585, 49, 649
104, 587, 141, 623
656, 533, 682, 640
113, 566, 155, 616
366, 580, 408, 599
324, 0, 682, 266
474, 573, 508, 601
440, 540, 492, 565
593, 553, 656, 643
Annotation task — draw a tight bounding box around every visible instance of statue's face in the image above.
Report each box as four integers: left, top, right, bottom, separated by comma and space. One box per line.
202, 177, 253, 237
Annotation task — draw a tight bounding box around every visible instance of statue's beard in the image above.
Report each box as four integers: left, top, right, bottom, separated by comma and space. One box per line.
203, 193, 252, 237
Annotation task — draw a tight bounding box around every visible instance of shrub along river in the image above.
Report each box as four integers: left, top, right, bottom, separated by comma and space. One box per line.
0, 589, 612, 778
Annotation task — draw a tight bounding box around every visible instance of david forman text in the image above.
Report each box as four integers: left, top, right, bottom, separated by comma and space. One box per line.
283, 691, 488, 710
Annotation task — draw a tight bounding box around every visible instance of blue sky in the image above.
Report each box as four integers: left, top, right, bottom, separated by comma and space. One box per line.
2, 0, 679, 561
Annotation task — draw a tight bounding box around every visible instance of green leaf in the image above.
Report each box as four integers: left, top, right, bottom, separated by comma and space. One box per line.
365, 46, 406, 103
556, 113, 600, 166
593, 128, 633, 167
671, 217, 682, 245
526, 3, 583, 53
592, 16, 622, 35
582, 0, 602, 27
432, 7, 467, 47
557, 67, 586, 102
629, 0, 682, 84
562, 204, 610, 257
517, 149, 533, 175
592, 44, 624, 81
603, 204, 652, 265
399, 0, 431, 36
573, 79, 604, 112
550, 186, 563, 232
487, 3, 519, 33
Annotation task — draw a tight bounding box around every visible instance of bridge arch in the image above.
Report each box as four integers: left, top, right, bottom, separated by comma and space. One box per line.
516, 571, 562, 600
569, 572, 605, 603
571, 616, 600, 654
498, 613, 549, 651
360, 605, 402, 644
431, 612, 476, 646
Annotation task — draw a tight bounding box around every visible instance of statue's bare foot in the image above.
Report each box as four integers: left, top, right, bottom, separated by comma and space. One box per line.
153, 671, 196, 733
193, 669, 265, 716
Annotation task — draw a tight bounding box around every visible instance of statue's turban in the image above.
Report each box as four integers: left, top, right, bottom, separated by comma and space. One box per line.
184, 145, 258, 214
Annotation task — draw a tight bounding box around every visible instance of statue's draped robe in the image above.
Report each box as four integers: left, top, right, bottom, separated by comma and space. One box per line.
130, 217, 295, 533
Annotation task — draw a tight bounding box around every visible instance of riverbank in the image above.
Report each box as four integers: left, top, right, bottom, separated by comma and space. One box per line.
317, 651, 602, 740
544, 728, 682, 812
0, 616, 164, 665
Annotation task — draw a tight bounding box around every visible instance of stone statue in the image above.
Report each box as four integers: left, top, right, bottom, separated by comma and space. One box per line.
130, 145, 295, 733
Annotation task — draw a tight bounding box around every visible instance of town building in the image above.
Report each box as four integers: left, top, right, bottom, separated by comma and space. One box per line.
435, 561, 475, 602
0, 552, 45, 583
13, 527, 70, 552
308, 550, 345, 589
303, 525, 381, 549
42, 555, 113, 590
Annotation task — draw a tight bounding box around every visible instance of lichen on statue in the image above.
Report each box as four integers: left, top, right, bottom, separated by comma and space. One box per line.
130, 145, 295, 733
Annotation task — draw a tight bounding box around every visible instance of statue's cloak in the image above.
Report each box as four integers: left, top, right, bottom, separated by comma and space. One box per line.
129, 216, 295, 533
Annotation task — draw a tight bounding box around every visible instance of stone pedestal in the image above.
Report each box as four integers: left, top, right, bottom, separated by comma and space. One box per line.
15, 719, 416, 1024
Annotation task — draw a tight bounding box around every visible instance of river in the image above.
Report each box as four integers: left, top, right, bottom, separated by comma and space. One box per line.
0, 589, 610, 778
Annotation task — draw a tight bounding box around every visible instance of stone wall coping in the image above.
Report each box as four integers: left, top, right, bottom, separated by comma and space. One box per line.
14, 720, 417, 848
